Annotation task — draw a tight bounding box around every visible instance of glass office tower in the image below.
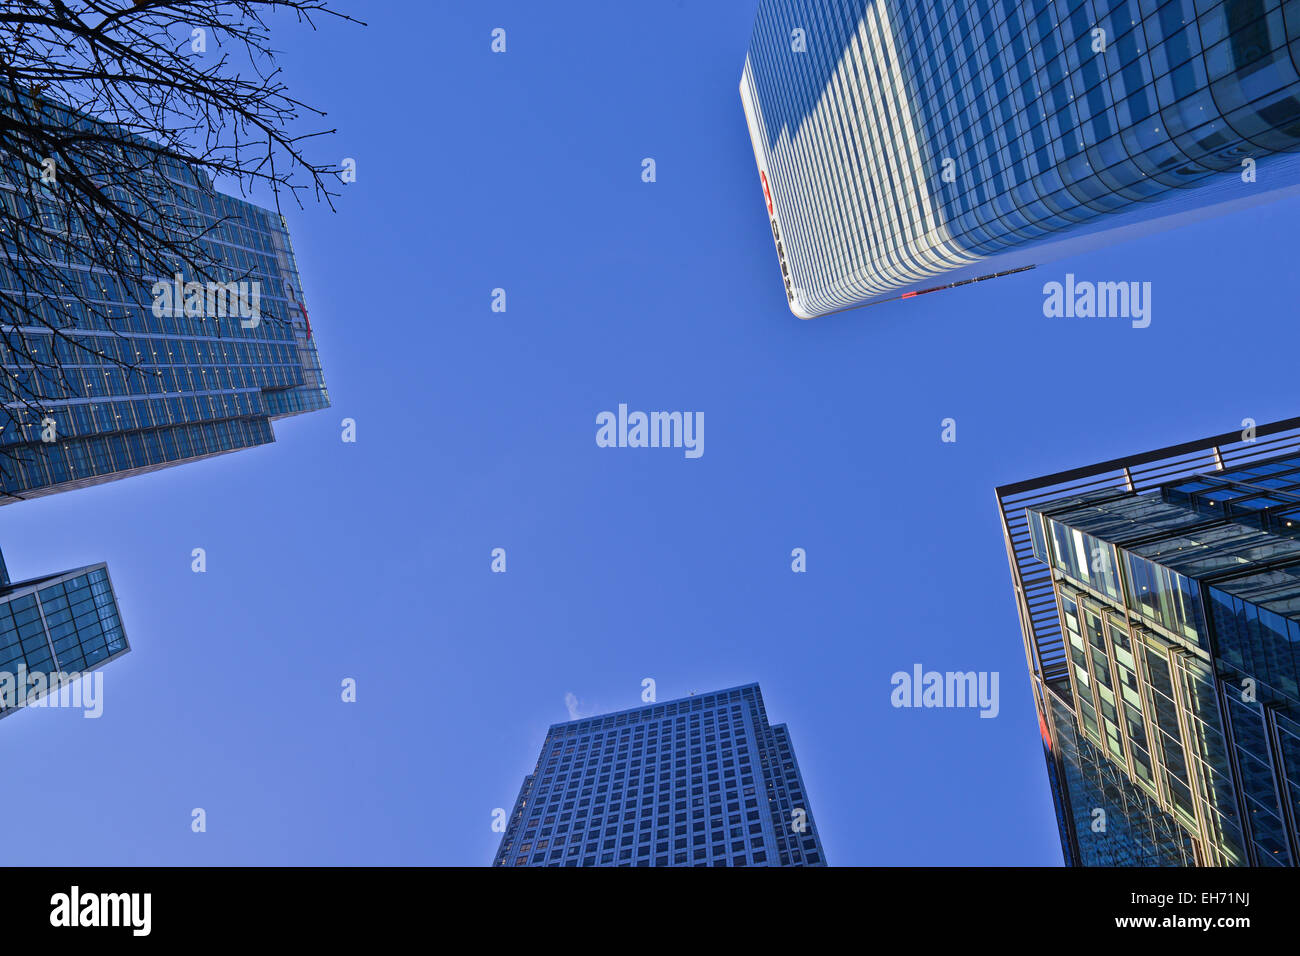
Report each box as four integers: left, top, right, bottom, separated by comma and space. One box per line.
0, 116, 328, 502
998, 417, 1300, 866
0, 546, 128, 721
493, 683, 827, 866
742, 0, 1300, 317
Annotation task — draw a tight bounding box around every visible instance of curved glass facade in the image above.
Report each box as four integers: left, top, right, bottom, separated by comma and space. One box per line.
742, 0, 1300, 316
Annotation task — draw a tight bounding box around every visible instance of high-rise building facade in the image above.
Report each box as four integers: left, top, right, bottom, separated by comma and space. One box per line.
0, 546, 128, 721
493, 683, 826, 866
0, 104, 322, 720
741, 0, 1300, 317
998, 417, 1300, 865
0, 120, 327, 502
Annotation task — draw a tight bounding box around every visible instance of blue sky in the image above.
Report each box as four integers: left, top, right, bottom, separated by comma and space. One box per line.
3, 0, 1299, 866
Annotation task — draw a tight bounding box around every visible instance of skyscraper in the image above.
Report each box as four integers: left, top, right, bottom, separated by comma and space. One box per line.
998, 417, 1300, 866
741, 0, 1300, 317
493, 683, 827, 866
0, 103, 323, 721
0, 126, 327, 502
0, 546, 128, 721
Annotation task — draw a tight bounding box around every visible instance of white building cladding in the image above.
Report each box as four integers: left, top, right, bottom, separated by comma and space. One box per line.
741, 0, 1300, 318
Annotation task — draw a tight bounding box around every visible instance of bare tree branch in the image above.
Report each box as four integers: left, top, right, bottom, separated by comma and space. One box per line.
0, 0, 360, 492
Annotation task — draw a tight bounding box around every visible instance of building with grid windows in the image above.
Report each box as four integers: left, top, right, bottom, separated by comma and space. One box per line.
492, 683, 826, 866
0, 113, 328, 502
741, 0, 1300, 317
998, 417, 1300, 866
0, 546, 127, 721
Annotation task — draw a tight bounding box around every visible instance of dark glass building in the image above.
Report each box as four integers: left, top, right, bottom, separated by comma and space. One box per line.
0, 111, 327, 502
742, 0, 1300, 316
0, 102, 322, 720
0, 546, 128, 720
998, 417, 1300, 865
493, 683, 826, 866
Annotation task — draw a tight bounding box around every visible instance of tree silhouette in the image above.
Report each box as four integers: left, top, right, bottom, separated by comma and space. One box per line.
0, 0, 359, 491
